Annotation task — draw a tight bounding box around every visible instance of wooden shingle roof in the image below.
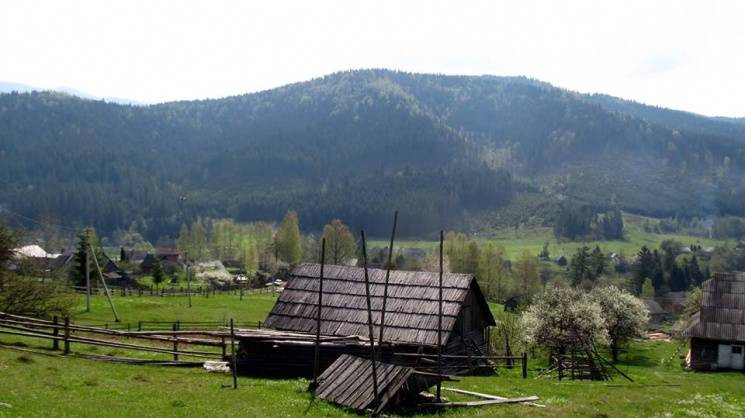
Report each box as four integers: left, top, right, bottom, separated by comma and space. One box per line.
316, 354, 441, 413
263, 263, 495, 346
684, 272, 745, 343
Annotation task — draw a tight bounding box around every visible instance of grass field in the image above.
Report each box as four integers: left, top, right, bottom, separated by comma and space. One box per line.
370, 215, 731, 260
71, 292, 279, 326
2, 294, 745, 417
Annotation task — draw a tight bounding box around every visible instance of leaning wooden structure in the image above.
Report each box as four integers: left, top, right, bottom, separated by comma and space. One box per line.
234, 263, 496, 376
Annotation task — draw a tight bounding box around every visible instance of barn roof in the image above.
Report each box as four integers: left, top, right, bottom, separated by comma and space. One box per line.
684, 272, 745, 343
263, 263, 495, 346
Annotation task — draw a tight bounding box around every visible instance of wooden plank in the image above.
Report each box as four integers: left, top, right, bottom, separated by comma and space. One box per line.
422, 396, 540, 407
373, 367, 413, 414
318, 355, 368, 400
316, 355, 358, 398
336, 360, 377, 406
349, 362, 398, 409
441, 388, 545, 408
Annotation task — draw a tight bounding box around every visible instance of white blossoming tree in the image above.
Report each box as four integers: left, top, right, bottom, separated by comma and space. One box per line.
522, 286, 608, 361
590, 285, 649, 362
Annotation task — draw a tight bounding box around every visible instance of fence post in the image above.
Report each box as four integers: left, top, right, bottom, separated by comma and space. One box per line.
522, 352, 528, 379
221, 336, 227, 358
258, 320, 261, 329
63, 316, 70, 355
172, 323, 179, 361
52, 316, 59, 350
230, 318, 238, 389
138, 321, 142, 331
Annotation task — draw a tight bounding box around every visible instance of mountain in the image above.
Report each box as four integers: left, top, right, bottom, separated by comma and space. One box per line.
0, 81, 37, 94
0, 81, 144, 105
1, 70, 744, 239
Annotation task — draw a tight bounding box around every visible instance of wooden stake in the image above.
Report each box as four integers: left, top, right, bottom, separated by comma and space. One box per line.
378, 211, 397, 347
172, 323, 179, 361
230, 318, 238, 389
360, 230, 380, 412
522, 352, 528, 378
437, 230, 443, 402
52, 315, 59, 350
312, 238, 326, 390
89, 244, 120, 322
63, 316, 70, 355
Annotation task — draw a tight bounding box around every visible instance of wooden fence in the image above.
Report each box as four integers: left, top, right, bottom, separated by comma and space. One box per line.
0, 311, 235, 364
69, 285, 276, 298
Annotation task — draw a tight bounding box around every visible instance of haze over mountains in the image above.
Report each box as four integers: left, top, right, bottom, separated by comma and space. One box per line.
1, 69, 744, 239
0, 81, 144, 106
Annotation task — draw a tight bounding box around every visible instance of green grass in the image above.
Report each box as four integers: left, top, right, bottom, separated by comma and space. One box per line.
3, 336, 745, 417
3, 294, 745, 416
72, 293, 279, 326
370, 215, 731, 260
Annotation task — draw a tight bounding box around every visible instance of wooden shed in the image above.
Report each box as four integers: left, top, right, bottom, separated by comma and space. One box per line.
684, 272, 745, 371
237, 263, 495, 376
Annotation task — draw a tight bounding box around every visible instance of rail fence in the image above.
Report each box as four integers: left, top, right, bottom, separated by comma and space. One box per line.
68, 285, 276, 298
0, 311, 237, 364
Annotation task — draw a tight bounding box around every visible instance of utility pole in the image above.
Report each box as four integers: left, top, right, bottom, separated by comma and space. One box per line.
85, 229, 91, 312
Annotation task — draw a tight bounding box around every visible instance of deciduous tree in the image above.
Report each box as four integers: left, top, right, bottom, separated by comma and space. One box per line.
590, 286, 649, 362
322, 219, 356, 265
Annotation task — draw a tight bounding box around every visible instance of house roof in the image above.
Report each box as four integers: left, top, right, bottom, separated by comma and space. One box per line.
642, 299, 665, 315
12, 245, 51, 258
684, 272, 745, 343
263, 263, 495, 346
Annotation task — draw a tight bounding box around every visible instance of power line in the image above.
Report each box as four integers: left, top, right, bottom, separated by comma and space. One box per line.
0, 206, 81, 232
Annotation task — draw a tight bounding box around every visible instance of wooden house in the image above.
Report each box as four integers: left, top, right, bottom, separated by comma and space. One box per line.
237, 263, 495, 376
684, 272, 745, 371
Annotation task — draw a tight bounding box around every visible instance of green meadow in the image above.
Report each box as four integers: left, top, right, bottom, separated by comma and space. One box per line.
2, 293, 744, 417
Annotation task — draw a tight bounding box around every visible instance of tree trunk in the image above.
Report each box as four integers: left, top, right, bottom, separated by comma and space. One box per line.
611, 341, 619, 363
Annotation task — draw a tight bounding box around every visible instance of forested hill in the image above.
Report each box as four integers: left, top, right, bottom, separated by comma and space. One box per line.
1, 69, 744, 239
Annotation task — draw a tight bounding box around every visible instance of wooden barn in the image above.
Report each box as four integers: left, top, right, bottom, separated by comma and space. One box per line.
684, 272, 745, 371
236, 263, 495, 376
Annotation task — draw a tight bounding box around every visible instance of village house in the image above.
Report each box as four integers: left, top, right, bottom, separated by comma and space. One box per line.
684, 272, 745, 371
236, 263, 495, 376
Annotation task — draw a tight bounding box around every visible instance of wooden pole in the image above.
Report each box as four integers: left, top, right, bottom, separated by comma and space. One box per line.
522, 352, 528, 378
360, 230, 380, 412
437, 230, 443, 402
63, 316, 70, 355
312, 238, 326, 390
52, 315, 59, 350
89, 244, 120, 322
230, 318, 238, 389
172, 323, 179, 361
85, 231, 91, 312
378, 210, 397, 347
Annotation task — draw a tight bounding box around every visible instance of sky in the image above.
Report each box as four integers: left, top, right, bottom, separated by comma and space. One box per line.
1, 0, 744, 117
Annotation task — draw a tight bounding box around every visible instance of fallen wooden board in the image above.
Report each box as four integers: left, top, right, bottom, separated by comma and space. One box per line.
422, 396, 539, 407
441, 387, 545, 408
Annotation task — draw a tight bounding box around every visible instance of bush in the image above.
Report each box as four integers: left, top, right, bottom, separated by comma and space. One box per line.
0, 277, 74, 318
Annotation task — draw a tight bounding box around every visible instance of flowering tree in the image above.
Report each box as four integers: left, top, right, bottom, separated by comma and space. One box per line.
590, 286, 649, 362
522, 287, 607, 358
